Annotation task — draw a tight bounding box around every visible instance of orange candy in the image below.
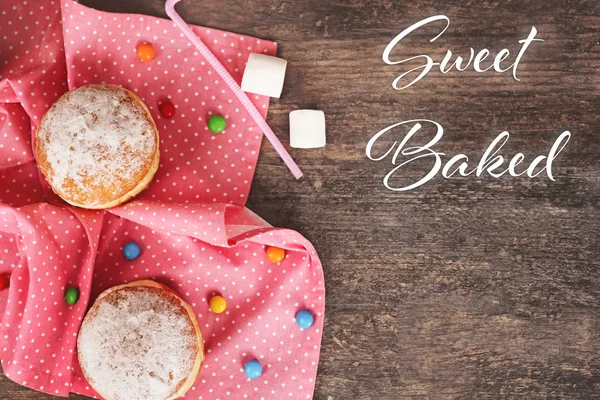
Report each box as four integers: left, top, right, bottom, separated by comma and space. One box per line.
266, 246, 286, 263
137, 43, 156, 61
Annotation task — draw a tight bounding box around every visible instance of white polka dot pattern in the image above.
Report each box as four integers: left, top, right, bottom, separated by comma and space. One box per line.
60, 0, 277, 206
0, 1, 325, 399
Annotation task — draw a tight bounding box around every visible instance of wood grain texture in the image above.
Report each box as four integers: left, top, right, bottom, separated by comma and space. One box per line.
2, 0, 599, 399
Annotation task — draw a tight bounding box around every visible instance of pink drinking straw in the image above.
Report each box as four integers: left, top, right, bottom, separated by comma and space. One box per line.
165, 0, 303, 179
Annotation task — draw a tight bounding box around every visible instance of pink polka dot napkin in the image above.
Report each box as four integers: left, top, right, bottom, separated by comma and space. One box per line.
0, 1, 325, 399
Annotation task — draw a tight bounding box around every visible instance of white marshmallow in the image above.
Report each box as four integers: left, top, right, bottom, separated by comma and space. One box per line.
289, 110, 326, 149
241, 53, 288, 99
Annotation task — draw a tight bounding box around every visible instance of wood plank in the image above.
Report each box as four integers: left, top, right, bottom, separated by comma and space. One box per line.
1, 0, 599, 399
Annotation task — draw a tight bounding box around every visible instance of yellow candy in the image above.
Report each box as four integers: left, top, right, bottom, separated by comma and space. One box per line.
209, 295, 227, 314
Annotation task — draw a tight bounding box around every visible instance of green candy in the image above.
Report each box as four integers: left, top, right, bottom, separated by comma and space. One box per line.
208, 115, 226, 134
65, 287, 80, 306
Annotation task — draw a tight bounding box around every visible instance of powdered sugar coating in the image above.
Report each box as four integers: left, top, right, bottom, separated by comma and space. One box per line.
36, 84, 157, 207
77, 286, 199, 400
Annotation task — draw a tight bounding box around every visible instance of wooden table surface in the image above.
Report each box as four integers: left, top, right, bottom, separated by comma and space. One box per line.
2, 0, 600, 399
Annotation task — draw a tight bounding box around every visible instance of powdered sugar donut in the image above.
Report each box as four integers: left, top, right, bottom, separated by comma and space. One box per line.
35, 84, 159, 209
77, 280, 204, 400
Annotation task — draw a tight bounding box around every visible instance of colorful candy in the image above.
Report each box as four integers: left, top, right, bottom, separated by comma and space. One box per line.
244, 359, 263, 379
159, 101, 176, 119
207, 115, 226, 134
137, 43, 156, 61
0, 274, 9, 291
209, 295, 227, 314
295, 310, 314, 329
266, 246, 285, 263
123, 241, 141, 261
65, 287, 80, 305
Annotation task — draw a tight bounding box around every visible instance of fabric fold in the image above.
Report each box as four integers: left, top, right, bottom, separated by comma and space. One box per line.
0, 202, 98, 396
0, 1, 325, 399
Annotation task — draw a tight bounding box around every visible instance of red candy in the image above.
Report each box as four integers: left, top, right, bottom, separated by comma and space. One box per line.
159, 101, 175, 118
0, 274, 9, 291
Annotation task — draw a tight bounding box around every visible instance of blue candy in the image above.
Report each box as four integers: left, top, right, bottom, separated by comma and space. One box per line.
123, 242, 141, 261
244, 359, 263, 379
295, 310, 314, 329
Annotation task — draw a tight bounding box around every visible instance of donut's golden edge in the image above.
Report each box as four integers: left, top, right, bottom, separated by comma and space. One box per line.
77, 280, 205, 400
35, 85, 160, 210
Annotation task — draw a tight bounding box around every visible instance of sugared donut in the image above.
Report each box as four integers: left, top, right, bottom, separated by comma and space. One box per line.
35, 84, 159, 209
77, 280, 204, 400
